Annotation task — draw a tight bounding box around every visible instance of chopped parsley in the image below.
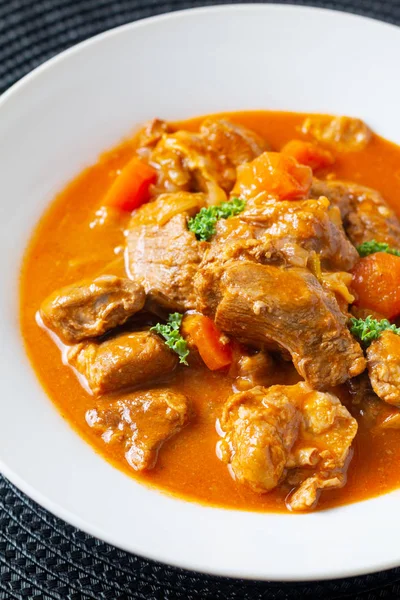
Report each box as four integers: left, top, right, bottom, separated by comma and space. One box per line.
349, 315, 400, 346
357, 239, 400, 258
150, 312, 189, 365
188, 197, 246, 241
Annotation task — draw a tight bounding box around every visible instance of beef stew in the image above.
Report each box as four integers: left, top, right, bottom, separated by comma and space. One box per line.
20, 111, 400, 512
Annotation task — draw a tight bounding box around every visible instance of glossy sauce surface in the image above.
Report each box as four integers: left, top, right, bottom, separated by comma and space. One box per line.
20, 111, 400, 512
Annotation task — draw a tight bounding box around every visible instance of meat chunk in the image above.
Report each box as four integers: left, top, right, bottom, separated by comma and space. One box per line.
136, 118, 171, 150
86, 388, 190, 470
287, 476, 343, 511
240, 195, 358, 271
345, 186, 400, 248
319, 271, 355, 308
200, 118, 268, 169
210, 187, 357, 272
347, 374, 391, 429
301, 115, 371, 152
311, 179, 400, 248
213, 214, 261, 245
367, 331, 400, 406
287, 380, 358, 510
233, 350, 275, 391
194, 237, 286, 314
127, 203, 205, 311
149, 130, 229, 200
40, 275, 145, 344
197, 259, 365, 389
218, 385, 301, 493
310, 179, 353, 219
67, 331, 178, 395
218, 383, 357, 510
300, 386, 357, 457
148, 119, 267, 201
129, 191, 206, 228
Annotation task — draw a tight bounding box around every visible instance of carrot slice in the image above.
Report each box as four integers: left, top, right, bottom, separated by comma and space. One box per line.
103, 157, 157, 212
281, 139, 334, 170
351, 253, 400, 319
233, 151, 312, 201
182, 314, 232, 370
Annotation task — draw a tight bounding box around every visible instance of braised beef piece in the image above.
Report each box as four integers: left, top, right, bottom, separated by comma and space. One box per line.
240, 195, 358, 271
311, 179, 400, 248
301, 116, 371, 152
213, 215, 261, 245
194, 238, 282, 314
211, 214, 356, 318
147, 118, 268, 198
346, 374, 387, 428
218, 383, 357, 510
218, 385, 301, 493
67, 331, 178, 395
136, 118, 171, 150
129, 191, 206, 229
233, 350, 276, 391
196, 256, 365, 389
347, 373, 377, 406
149, 130, 230, 198
200, 118, 268, 170
345, 185, 400, 248
86, 388, 190, 470
40, 275, 145, 344
127, 211, 205, 312
367, 331, 400, 406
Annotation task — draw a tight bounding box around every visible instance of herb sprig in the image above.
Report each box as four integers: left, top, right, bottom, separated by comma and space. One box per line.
150, 312, 189, 365
357, 239, 400, 258
188, 197, 246, 241
349, 315, 400, 347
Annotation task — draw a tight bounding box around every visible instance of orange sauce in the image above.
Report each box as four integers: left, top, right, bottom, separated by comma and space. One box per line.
19, 111, 400, 512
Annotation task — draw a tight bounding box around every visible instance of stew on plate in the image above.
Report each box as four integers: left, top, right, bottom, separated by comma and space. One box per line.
20, 111, 400, 512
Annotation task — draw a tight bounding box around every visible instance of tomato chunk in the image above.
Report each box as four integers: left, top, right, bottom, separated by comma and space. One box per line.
182, 314, 232, 370
351, 253, 400, 319
281, 139, 334, 170
103, 157, 157, 211
233, 151, 312, 201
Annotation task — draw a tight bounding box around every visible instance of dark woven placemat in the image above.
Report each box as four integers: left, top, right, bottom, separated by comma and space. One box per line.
2, 1, 400, 598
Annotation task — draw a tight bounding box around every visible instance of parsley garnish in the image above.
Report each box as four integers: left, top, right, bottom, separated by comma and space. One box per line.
357, 239, 400, 258
188, 197, 246, 241
150, 312, 189, 365
349, 315, 400, 347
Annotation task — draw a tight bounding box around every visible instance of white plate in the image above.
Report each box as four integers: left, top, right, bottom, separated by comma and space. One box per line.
1, 4, 400, 582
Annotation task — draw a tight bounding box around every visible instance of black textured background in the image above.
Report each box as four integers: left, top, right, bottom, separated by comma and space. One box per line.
2, 1, 400, 598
